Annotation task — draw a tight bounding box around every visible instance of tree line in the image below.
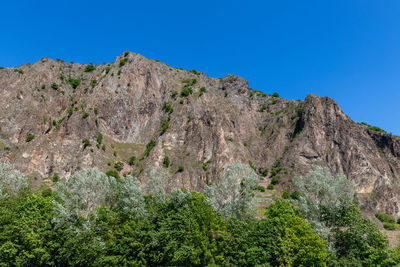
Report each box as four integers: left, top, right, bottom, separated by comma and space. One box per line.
0, 161, 399, 266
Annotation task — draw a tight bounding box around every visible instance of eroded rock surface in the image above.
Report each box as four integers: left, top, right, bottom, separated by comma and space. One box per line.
1, 52, 399, 216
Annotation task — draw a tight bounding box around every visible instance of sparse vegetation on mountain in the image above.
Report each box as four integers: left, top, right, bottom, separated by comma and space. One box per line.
68, 78, 81, 89
26, 133, 35, 142
84, 64, 96, 72
114, 161, 124, 172
359, 122, 387, 133
119, 58, 127, 67
163, 156, 170, 167
82, 139, 91, 149
51, 82, 59, 90
0, 52, 399, 266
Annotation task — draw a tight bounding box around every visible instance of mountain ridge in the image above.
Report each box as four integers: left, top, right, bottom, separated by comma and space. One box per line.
1, 51, 399, 216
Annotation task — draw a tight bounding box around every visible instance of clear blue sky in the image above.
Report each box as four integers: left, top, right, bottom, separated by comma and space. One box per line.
1, 1, 399, 135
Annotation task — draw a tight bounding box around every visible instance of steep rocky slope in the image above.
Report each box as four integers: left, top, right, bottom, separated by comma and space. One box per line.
1, 52, 399, 216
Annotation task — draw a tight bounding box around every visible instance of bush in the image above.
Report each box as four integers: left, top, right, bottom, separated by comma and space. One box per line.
163, 156, 170, 168
248, 160, 256, 171
375, 210, 395, 224
272, 92, 279, 97
177, 165, 184, 172
91, 80, 97, 88
359, 122, 386, 133
181, 87, 193, 97
256, 185, 265, 192
128, 156, 136, 166
26, 134, 35, 142
202, 161, 209, 171
267, 184, 274, 190
199, 87, 206, 96
163, 102, 173, 113
51, 83, 59, 90
161, 118, 169, 133
383, 222, 397, 230
290, 191, 300, 200
142, 140, 157, 159
105, 66, 111, 74
68, 78, 81, 89
261, 168, 269, 176
14, 69, 23, 74
119, 58, 128, 67
271, 176, 280, 185
282, 188, 291, 199
84, 64, 96, 72
96, 133, 103, 144
258, 104, 267, 112
82, 112, 89, 119
52, 173, 60, 183
114, 162, 124, 172
82, 139, 91, 150
106, 170, 119, 179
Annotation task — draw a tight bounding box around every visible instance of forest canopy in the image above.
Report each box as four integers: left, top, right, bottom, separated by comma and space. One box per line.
0, 162, 399, 266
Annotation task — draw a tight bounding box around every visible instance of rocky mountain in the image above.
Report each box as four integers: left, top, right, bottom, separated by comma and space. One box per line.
1, 52, 399, 216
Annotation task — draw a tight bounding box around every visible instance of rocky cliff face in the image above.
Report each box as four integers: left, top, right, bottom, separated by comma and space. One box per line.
1, 52, 399, 216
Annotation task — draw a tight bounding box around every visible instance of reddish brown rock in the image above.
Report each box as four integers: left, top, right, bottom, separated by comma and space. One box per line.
0, 52, 399, 216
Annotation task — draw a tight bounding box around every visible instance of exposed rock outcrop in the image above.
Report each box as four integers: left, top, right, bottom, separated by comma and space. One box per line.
0, 52, 399, 216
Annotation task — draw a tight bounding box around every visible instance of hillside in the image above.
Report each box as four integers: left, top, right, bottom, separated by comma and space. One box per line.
1, 51, 399, 216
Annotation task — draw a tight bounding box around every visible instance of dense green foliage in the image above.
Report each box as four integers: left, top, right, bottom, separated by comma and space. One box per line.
67, 78, 81, 89
163, 156, 170, 167
81, 139, 91, 149
376, 210, 396, 224
142, 140, 157, 159
161, 118, 170, 133
359, 122, 387, 133
293, 166, 391, 265
14, 69, 23, 74
376, 210, 398, 230
0, 163, 399, 266
25, 133, 35, 142
181, 87, 193, 97
51, 83, 59, 90
119, 58, 128, 67
0, 186, 329, 266
84, 64, 96, 72
163, 102, 174, 113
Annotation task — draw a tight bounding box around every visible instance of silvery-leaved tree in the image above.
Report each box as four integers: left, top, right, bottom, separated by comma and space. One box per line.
204, 162, 258, 219
0, 161, 28, 200
292, 165, 354, 239
145, 166, 172, 202
53, 168, 117, 228
114, 175, 146, 218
